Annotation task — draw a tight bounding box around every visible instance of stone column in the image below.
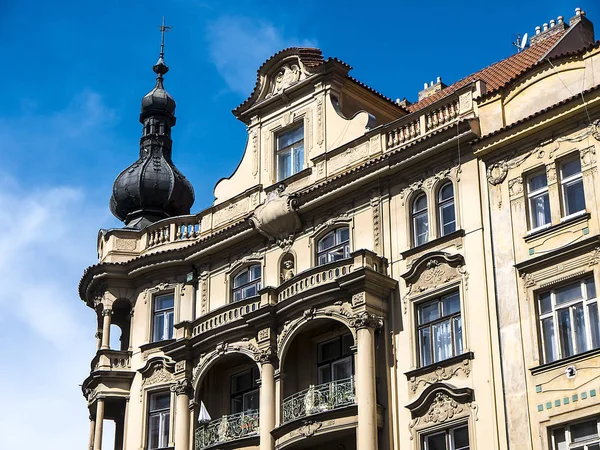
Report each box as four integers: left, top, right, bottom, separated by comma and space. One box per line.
257, 350, 276, 450
171, 379, 192, 450
93, 397, 105, 450
88, 414, 96, 450
352, 311, 382, 450
101, 309, 112, 350
95, 331, 102, 351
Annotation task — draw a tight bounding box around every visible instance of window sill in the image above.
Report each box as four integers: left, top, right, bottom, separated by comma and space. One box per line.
139, 339, 175, 354
400, 229, 465, 259
530, 347, 600, 376
524, 212, 590, 243
404, 352, 474, 379
265, 167, 312, 193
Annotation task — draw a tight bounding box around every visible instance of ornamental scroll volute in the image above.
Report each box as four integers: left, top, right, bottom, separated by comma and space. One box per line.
402, 251, 466, 298
249, 185, 301, 248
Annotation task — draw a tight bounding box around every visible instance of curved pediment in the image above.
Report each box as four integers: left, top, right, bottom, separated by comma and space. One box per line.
402, 251, 465, 284
406, 382, 473, 419
233, 47, 327, 118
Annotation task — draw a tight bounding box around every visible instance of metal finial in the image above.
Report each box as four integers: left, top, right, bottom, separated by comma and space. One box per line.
154, 17, 171, 77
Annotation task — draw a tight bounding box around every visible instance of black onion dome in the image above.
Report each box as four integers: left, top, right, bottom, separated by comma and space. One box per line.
109, 34, 194, 229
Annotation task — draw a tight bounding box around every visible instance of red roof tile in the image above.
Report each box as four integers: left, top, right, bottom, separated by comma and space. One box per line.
407, 30, 567, 113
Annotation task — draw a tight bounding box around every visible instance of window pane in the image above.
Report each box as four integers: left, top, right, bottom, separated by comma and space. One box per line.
574, 303, 588, 353
318, 232, 335, 252
453, 316, 463, 356
242, 284, 257, 298
439, 183, 453, 201
558, 308, 574, 357
443, 293, 460, 316
150, 392, 170, 411
155, 294, 174, 311
425, 431, 447, 450
419, 301, 440, 324
160, 412, 169, 448
552, 427, 566, 450
542, 317, 557, 363
250, 265, 261, 281
453, 426, 469, 449
166, 311, 174, 340
278, 150, 291, 180
586, 278, 597, 299
148, 415, 160, 449
441, 202, 456, 236
318, 339, 341, 363
278, 126, 303, 148
539, 292, 552, 315
293, 144, 304, 174
332, 357, 352, 381
419, 328, 432, 367
413, 194, 427, 212
234, 269, 249, 288
318, 254, 327, 266
318, 365, 331, 384
337, 227, 350, 243
153, 314, 165, 342
243, 390, 259, 411
562, 158, 582, 179
232, 371, 252, 394
231, 396, 243, 414
414, 213, 429, 246
529, 172, 548, 191
531, 193, 551, 228
589, 302, 600, 349
565, 179, 585, 215
433, 320, 452, 362
342, 333, 353, 354
571, 419, 598, 442
556, 282, 582, 305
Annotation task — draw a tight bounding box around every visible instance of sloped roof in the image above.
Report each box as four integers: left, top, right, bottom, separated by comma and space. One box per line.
407, 30, 568, 113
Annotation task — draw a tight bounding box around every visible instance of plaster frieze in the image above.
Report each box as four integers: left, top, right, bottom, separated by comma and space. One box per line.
408, 358, 472, 393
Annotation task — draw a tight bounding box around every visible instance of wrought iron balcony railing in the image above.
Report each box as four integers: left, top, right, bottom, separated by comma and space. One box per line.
194, 410, 259, 450
282, 377, 355, 423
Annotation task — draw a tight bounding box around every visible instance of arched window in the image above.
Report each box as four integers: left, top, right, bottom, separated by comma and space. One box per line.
412, 193, 429, 246
438, 182, 456, 236
317, 227, 350, 266
232, 265, 262, 302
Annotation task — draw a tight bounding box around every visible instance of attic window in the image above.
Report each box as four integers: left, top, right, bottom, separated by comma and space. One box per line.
276, 124, 304, 181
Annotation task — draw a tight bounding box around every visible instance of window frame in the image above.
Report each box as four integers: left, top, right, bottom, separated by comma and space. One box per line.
276, 124, 304, 181
416, 291, 463, 367
230, 367, 260, 415
412, 192, 429, 247
231, 264, 262, 303
537, 275, 598, 364
316, 333, 354, 385
422, 423, 470, 450
152, 293, 175, 343
437, 181, 456, 237
559, 156, 586, 219
147, 390, 171, 450
316, 227, 351, 266
526, 169, 551, 231
550, 416, 600, 450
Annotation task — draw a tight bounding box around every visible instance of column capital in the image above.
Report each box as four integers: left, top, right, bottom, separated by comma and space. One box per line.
254, 348, 277, 366
350, 311, 383, 330
94, 331, 102, 339
102, 309, 113, 317
170, 378, 193, 397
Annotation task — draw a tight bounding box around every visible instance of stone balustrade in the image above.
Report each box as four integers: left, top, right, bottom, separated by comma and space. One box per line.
425, 98, 460, 132
278, 259, 355, 302
91, 349, 132, 372
191, 296, 261, 338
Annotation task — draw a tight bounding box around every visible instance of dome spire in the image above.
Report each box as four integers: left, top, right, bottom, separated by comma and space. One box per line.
109, 18, 194, 229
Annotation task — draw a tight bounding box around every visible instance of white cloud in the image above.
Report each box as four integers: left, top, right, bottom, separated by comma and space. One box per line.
206, 16, 318, 95
0, 92, 116, 449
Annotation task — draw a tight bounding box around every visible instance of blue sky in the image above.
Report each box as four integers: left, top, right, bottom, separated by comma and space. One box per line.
1, 0, 598, 448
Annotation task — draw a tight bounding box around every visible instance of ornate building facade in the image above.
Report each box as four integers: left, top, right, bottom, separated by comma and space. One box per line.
80, 8, 600, 450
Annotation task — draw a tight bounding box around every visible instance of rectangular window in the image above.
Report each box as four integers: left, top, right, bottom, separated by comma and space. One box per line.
560, 157, 585, 217
276, 125, 304, 181
527, 171, 551, 230
551, 418, 600, 450
317, 333, 354, 384
417, 292, 463, 367
231, 367, 260, 414
423, 424, 469, 450
152, 293, 174, 342
148, 391, 170, 450
538, 276, 598, 363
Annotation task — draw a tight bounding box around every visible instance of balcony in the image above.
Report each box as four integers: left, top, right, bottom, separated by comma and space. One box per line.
194, 411, 259, 450
282, 377, 355, 423
90, 349, 132, 372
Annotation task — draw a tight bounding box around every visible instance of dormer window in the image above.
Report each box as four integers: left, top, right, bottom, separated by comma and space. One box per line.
277, 125, 304, 181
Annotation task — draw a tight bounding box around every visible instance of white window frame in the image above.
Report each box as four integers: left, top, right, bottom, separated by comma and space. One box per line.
550, 417, 600, 450
147, 391, 171, 450
412, 193, 429, 246
560, 156, 585, 219
231, 265, 262, 303
422, 423, 470, 450
526, 170, 551, 231
438, 181, 456, 237
152, 293, 174, 342
276, 124, 304, 181
316, 227, 350, 266
538, 276, 598, 364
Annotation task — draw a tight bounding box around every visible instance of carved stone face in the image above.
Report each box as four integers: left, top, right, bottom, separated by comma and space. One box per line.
283, 260, 294, 269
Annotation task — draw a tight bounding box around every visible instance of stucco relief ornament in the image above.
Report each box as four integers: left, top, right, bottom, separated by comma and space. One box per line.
422, 393, 464, 424
298, 420, 323, 437
350, 311, 383, 330
270, 64, 302, 96
249, 185, 301, 249
254, 347, 276, 365
170, 379, 192, 396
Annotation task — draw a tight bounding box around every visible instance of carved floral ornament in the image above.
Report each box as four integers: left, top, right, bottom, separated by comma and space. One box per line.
409, 359, 472, 393
487, 119, 600, 186
399, 165, 461, 206
142, 281, 179, 304
406, 384, 476, 440
249, 185, 301, 250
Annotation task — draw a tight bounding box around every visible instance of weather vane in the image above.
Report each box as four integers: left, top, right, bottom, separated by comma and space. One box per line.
159, 17, 172, 58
